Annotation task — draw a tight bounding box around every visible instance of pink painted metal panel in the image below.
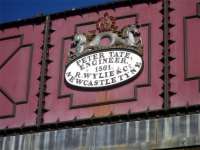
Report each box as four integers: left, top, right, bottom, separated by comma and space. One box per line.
0, 24, 44, 129
0, 0, 199, 129
44, 2, 163, 123
170, 0, 200, 107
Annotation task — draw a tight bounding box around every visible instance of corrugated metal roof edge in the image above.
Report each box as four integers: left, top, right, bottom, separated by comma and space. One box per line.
0, 0, 158, 29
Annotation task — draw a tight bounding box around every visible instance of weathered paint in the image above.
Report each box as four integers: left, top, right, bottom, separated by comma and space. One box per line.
170, 0, 200, 107
44, 0, 163, 124
0, 24, 44, 128
1, 113, 200, 150
0, 0, 199, 133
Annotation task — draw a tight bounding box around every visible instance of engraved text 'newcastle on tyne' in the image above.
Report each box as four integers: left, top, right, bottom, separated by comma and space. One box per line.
65, 13, 144, 90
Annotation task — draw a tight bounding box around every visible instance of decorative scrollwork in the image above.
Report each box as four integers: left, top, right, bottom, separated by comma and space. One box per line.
68, 13, 143, 61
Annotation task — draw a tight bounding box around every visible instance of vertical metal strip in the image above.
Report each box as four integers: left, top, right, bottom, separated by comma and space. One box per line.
163, 0, 170, 109
135, 121, 139, 143
36, 16, 51, 125
164, 117, 172, 139
145, 120, 150, 142
1, 137, 6, 150
11, 136, 15, 150
186, 115, 190, 138
125, 122, 129, 144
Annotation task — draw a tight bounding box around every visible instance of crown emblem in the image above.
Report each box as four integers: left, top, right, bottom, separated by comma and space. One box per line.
96, 12, 118, 32
65, 13, 144, 89
68, 13, 143, 62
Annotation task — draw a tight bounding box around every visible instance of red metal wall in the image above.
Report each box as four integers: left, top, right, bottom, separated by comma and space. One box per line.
44, 1, 163, 123
0, 24, 44, 128
0, 0, 200, 129
170, 0, 200, 107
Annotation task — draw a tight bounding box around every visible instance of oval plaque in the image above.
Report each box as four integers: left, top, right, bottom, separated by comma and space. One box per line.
65, 48, 143, 90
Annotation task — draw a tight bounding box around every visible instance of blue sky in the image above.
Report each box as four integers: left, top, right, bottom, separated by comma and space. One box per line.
0, 0, 113, 23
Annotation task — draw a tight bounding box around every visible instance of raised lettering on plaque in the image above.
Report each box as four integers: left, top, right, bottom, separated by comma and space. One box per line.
65, 13, 143, 90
